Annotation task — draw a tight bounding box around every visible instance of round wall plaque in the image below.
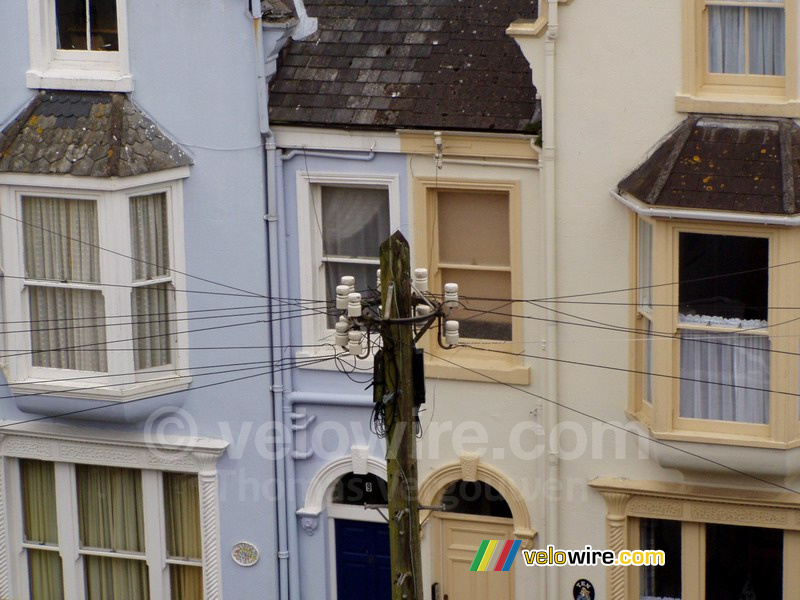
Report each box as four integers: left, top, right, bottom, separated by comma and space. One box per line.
573, 579, 595, 600
232, 541, 260, 566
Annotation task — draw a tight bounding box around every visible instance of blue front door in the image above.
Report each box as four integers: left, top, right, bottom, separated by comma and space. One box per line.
334, 519, 391, 600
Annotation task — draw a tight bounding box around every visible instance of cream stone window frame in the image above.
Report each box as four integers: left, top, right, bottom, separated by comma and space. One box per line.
630, 217, 800, 445
678, 0, 799, 115
0, 422, 227, 600
294, 171, 400, 364
413, 177, 529, 385
26, 0, 133, 92
0, 169, 191, 401
632, 216, 656, 425
591, 478, 800, 600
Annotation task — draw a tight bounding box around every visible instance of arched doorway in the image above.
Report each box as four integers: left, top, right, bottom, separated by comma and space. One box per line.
433, 480, 517, 600
329, 472, 391, 600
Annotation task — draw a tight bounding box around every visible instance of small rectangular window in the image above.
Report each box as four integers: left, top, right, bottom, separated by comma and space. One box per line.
55, 0, 119, 51
707, 0, 785, 76
436, 190, 512, 341
320, 186, 390, 328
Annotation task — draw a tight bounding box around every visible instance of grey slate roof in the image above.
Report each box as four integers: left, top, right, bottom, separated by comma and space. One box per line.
619, 116, 800, 215
0, 91, 192, 177
269, 0, 537, 133
261, 0, 297, 24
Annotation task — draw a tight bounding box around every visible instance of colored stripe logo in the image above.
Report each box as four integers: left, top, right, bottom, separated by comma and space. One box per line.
469, 540, 521, 572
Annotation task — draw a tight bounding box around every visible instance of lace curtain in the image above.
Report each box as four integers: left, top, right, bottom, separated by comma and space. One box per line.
680, 324, 770, 424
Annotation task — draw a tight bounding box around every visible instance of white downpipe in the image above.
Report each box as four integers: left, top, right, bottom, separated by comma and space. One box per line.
543, 4, 560, 600
611, 189, 800, 226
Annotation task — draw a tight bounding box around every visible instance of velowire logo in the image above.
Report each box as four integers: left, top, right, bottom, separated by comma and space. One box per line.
469, 540, 522, 572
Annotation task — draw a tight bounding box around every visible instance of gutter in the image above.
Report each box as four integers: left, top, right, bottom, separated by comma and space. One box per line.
611, 189, 800, 226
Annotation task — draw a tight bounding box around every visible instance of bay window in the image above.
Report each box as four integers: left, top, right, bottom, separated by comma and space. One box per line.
0, 178, 188, 401
18, 460, 202, 599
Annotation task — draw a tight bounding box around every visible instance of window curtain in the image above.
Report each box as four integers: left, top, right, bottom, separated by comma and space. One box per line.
21, 460, 64, 600
680, 330, 770, 423
749, 6, 785, 75
77, 465, 149, 600
708, 3, 784, 75
320, 186, 389, 327
23, 196, 107, 372
164, 473, 203, 600
130, 193, 172, 370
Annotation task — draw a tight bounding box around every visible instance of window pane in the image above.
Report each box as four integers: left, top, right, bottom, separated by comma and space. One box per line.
749, 7, 785, 75
164, 473, 202, 560
77, 465, 145, 553
29, 549, 64, 600
437, 191, 510, 267
89, 0, 118, 51
23, 197, 100, 284
708, 6, 745, 73
170, 565, 203, 600
706, 524, 781, 600
55, 0, 87, 49
639, 519, 680, 600
29, 287, 107, 372
85, 556, 149, 600
441, 268, 511, 341
130, 193, 169, 281
638, 220, 652, 310
55, 0, 118, 51
20, 460, 58, 544
131, 283, 172, 370
440, 480, 512, 518
320, 186, 389, 259
643, 319, 654, 405
680, 331, 769, 423
324, 261, 378, 328
679, 233, 768, 323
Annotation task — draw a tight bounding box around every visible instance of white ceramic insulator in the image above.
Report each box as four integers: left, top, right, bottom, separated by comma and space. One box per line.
334, 321, 350, 347
414, 268, 428, 293
376, 269, 381, 289
347, 292, 362, 317
348, 330, 363, 356
341, 275, 355, 294
336, 285, 350, 310
445, 320, 459, 346
444, 282, 459, 308
416, 304, 431, 317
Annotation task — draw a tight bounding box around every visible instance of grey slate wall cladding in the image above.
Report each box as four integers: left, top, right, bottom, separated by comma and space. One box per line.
0, 90, 192, 177
269, 0, 537, 132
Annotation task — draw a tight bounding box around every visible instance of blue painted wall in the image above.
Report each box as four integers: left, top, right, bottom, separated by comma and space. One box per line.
0, 1, 279, 598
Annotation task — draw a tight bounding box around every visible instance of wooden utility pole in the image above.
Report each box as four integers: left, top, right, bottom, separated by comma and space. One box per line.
379, 231, 424, 600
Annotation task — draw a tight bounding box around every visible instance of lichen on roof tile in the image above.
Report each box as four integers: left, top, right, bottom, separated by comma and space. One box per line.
269, 0, 537, 133
0, 91, 192, 177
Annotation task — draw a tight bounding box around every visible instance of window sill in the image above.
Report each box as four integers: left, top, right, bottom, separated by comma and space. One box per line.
424, 350, 530, 385
643, 425, 800, 477
676, 93, 800, 118
10, 375, 192, 422
27, 68, 134, 92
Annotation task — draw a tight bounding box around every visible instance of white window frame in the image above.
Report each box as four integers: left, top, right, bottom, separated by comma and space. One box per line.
294, 171, 400, 363
26, 0, 133, 92
0, 168, 190, 401
0, 422, 226, 600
